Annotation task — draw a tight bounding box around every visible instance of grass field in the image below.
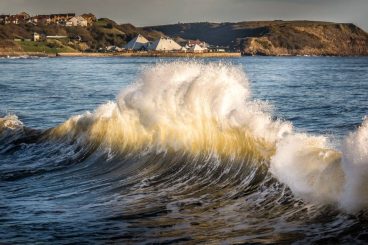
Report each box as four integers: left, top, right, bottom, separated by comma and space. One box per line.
18, 40, 76, 54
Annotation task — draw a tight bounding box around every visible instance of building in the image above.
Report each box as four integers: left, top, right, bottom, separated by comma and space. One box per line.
17, 12, 30, 20
46, 35, 68, 40
31, 15, 51, 24
18, 13, 76, 25
6, 15, 19, 24
124, 34, 149, 50
81, 13, 97, 25
106, 46, 124, 52
147, 37, 182, 51
7, 15, 21, 24
66, 16, 88, 27
0, 15, 10, 24
49, 13, 75, 25
188, 44, 205, 53
33, 32, 40, 42
11, 12, 30, 24
3, 12, 31, 24
208, 46, 226, 52
187, 40, 208, 49
0, 12, 94, 27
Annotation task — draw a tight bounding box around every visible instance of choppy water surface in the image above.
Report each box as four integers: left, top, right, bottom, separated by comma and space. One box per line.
0, 57, 368, 244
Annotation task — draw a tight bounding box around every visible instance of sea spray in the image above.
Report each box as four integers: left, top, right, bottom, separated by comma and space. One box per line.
0, 114, 23, 132
270, 118, 368, 212
270, 133, 344, 204
3, 61, 368, 213
49, 62, 291, 158
340, 117, 368, 212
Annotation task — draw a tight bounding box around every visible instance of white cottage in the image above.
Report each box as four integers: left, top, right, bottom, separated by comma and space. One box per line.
188, 44, 205, 53
147, 37, 182, 51
66, 16, 88, 27
124, 34, 149, 50
33, 32, 40, 42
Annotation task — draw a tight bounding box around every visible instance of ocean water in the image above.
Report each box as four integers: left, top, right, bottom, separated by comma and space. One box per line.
0, 56, 368, 243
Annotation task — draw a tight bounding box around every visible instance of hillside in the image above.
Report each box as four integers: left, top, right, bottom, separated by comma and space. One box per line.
144, 21, 368, 56
1, 19, 368, 56
0, 18, 162, 54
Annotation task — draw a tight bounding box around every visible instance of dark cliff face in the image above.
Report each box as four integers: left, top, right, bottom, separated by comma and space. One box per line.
144, 21, 368, 56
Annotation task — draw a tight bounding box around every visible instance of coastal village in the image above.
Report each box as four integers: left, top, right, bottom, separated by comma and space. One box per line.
0, 12, 95, 26
1, 12, 367, 57
0, 12, 237, 57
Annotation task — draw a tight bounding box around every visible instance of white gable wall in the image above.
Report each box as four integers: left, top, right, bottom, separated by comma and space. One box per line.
124, 34, 149, 50
148, 37, 182, 51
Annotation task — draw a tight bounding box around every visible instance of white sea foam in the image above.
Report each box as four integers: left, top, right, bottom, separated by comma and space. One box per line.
340, 117, 368, 211
5, 61, 367, 212
50, 62, 291, 159
270, 133, 344, 204
270, 118, 368, 212
0, 114, 23, 131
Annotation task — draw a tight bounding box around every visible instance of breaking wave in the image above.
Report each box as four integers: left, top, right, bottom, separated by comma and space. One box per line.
1, 61, 368, 217
49, 62, 291, 158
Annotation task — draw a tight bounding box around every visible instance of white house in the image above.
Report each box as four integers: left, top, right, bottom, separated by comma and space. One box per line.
33, 32, 40, 42
106, 46, 124, 52
188, 44, 205, 53
124, 34, 149, 50
66, 16, 88, 27
147, 37, 182, 51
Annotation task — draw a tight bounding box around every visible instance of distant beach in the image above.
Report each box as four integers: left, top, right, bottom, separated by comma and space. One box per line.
0, 51, 241, 58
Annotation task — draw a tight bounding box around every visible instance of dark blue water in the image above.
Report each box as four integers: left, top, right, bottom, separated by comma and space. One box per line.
1, 57, 367, 135
1, 57, 368, 244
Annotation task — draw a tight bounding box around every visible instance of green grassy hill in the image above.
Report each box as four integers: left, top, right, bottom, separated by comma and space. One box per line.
0, 18, 162, 54
1, 19, 368, 56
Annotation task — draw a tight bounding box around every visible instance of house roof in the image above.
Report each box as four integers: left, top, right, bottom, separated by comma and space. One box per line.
68, 16, 87, 22
17, 12, 30, 18
124, 34, 149, 50
50, 13, 75, 18
189, 44, 205, 51
147, 37, 182, 51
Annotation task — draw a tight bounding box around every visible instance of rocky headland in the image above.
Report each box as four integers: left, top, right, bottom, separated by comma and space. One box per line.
1, 19, 367, 56
145, 21, 368, 56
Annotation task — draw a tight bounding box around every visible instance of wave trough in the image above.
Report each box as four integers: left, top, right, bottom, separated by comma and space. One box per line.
1, 61, 368, 243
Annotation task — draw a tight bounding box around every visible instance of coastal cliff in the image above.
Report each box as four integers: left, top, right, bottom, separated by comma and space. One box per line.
144, 21, 368, 56
1, 19, 368, 56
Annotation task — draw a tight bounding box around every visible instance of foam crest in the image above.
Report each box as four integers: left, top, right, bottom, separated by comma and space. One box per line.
340, 117, 368, 211
0, 115, 23, 133
117, 62, 291, 145
41, 61, 368, 212
271, 118, 368, 212
270, 133, 344, 204
50, 62, 292, 158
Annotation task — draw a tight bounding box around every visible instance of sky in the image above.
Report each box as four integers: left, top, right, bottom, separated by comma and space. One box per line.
0, 0, 367, 30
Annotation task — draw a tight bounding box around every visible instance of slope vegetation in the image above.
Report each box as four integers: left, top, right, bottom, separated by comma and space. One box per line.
144, 21, 368, 56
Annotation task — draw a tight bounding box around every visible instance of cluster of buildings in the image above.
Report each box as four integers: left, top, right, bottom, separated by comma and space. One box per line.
122, 34, 216, 53
1, 13, 230, 53
0, 12, 96, 27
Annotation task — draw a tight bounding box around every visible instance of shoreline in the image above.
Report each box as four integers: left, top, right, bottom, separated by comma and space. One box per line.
56, 52, 242, 58
1, 51, 367, 58
0, 51, 57, 57
0, 51, 241, 58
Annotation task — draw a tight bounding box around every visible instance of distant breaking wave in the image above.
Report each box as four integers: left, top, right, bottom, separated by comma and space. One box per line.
1, 61, 368, 213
